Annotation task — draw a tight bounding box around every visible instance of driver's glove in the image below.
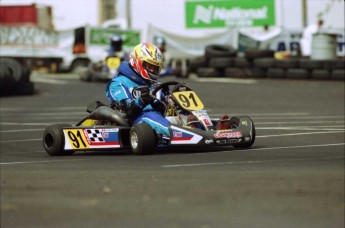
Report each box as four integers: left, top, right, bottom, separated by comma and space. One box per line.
138, 88, 153, 107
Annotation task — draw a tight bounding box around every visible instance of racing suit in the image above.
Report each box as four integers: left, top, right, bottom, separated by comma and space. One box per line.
106, 61, 170, 137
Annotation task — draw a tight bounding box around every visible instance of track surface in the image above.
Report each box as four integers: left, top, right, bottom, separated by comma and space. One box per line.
1, 73, 344, 228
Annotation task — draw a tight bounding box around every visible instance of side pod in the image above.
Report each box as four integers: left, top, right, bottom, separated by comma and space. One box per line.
76, 106, 129, 127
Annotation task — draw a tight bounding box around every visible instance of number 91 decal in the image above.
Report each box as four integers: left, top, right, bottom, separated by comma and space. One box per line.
64, 129, 89, 149
172, 91, 204, 111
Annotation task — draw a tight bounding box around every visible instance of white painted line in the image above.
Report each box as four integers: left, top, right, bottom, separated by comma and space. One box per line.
0, 107, 85, 111
31, 78, 67, 85
210, 112, 310, 117
249, 143, 345, 151
252, 115, 345, 120
162, 155, 344, 168
1, 150, 43, 155
0, 129, 43, 133
0, 159, 86, 166
257, 130, 344, 138
1, 122, 51, 126
255, 120, 344, 125
0, 138, 41, 143
0, 122, 74, 126
26, 112, 85, 116
192, 77, 258, 84
256, 127, 344, 131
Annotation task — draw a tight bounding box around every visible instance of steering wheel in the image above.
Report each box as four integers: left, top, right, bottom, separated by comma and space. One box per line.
151, 81, 180, 97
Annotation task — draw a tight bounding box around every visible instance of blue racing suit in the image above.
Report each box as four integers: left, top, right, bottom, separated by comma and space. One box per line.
106, 61, 170, 137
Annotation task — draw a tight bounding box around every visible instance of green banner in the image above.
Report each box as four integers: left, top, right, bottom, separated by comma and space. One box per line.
186, 0, 275, 28
89, 27, 140, 46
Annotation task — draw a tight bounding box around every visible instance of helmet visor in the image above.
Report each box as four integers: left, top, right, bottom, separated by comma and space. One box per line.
143, 61, 161, 76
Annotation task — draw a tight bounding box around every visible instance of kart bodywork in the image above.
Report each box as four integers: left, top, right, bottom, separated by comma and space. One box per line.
43, 81, 255, 155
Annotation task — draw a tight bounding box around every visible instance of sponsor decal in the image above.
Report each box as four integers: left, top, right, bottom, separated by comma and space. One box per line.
203, 118, 211, 126
214, 131, 242, 138
84, 128, 120, 146
216, 138, 241, 144
170, 126, 202, 144
205, 139, 214, 144
102, 132, 109, 138
186, 0, 275, 28
173, 131, 183, 138
241, 120, 248, 126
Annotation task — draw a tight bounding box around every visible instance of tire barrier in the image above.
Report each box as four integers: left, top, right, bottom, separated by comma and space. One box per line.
205, 45, 237, 58
196, 67, 223, 78
311, 69, 331, 80
0, 58, 34, 96
332, 69, 345, 80
209, 57, 235, 68
187, 46, 344, 80
267, 68, 286, 79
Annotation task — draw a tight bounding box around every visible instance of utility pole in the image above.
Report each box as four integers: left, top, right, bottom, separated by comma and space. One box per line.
126, 0, 131, 29
302, 0, 308, 27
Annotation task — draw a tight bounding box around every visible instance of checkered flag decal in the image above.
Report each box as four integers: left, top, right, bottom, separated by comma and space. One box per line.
86, 129, 104, 142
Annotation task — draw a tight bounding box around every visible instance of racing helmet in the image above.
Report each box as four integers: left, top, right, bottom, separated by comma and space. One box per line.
153, 36, 166, 53
110, 34, 123, 52
129, 42, 164, 81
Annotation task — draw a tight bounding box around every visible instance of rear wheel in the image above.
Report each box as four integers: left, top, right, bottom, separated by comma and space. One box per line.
130, 123, 156, 155
43, 124, 75, 156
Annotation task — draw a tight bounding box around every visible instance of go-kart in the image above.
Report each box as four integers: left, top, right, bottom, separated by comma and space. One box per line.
80, 55, 121, 82
43, 81, 255, 156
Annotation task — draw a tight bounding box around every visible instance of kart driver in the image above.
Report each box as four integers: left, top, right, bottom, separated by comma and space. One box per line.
106, 42, 171, 140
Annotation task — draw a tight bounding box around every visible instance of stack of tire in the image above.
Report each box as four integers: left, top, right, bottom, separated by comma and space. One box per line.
0, 58, 34, 96
254, 57, 344, 80
188, 45, 275, 78
188, 45, 344, 80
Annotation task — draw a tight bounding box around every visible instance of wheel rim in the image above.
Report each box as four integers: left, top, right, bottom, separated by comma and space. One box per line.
44, 133, 54, 149
130, 132, 138, 149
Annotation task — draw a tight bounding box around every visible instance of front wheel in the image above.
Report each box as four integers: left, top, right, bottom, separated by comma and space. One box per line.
43, 124, 75, 156
130, 123, 156, 155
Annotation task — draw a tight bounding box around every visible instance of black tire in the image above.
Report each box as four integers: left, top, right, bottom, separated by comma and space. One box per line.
20, 65, 32, 83
130, 123, 156, 155
209, 57, 234, 68
249, 68, 267, 78
323, 60, 344, 70
0, 58, 22, 94
188, 56, 209, 73
0, 65, 14, 94
266, 68, 286, 79
80, 69, 93, 82
299, 59, 324, 69
0, 58, 22, 82
197, 67, 223, 77
233, 57, 252, 67
15, 81, 35, 95
311, 69, 331, 80
331, 69, 345, 80
205, 45, 237, 58
70, 59, 89, 73
224, 67, 247, 78
245, 49, 274, 61
275, 58, 300, 69
254, 57, 276, 68
43, 124, 75, 156
286, 68, 311, 79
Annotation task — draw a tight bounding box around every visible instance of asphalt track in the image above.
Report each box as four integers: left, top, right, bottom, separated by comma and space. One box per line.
1, 73, 344, 228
